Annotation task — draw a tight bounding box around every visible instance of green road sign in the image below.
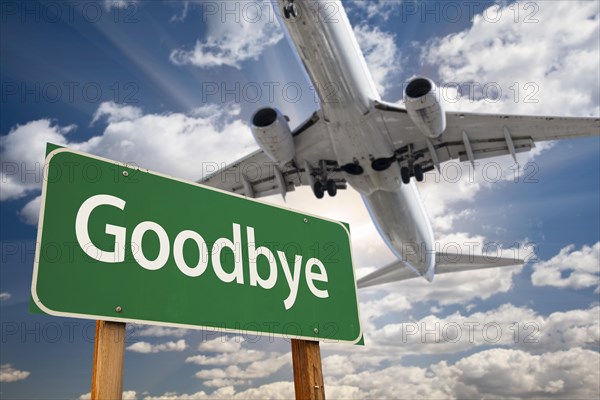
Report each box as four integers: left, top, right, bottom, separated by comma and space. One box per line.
31, 146, 362, 344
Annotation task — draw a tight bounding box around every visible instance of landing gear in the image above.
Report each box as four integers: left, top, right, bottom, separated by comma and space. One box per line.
400, 164, 424, 184
326, 180, 337, 197
400, 167, 411, 184
414, 164, 424, 182
306, 160, 346, 200
313, 181, 324, 199
283, 1, 297, 19
312, 180, 337, 199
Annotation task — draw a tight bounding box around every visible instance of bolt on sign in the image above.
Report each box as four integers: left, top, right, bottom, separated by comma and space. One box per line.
31, 145, 362, 344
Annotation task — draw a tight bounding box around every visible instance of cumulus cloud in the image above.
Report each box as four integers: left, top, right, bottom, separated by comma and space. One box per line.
186, 349, 266, 366
193, 352, 291, 387
0, 364, 30, 382
0, 101, 255, 224
348, 0, 398, 21
422, 1, 600, 116
126, 339, 187, 354
0, 120, 73, 201
328, 347, 600, 399
142, 382, 294, 400
322, 354, 356, 376
354, 24, 401, 95
170, 1, 283, 69
196, 336, 246, 353
121, 347, 600, 399
131, 325, 190, 338
18, 195, 41, 225
370, 304, 600, 355
532, 242, 600, 291
91, 101, 143, 125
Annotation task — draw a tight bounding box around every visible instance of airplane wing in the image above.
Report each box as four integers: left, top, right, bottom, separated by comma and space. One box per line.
357, 252, 523, 289
373, 101, 600, 174
199, 112, 346, 198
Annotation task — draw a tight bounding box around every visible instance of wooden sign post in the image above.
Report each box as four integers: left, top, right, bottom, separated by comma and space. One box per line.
91, 321, 126, 400
291, 339, 325, 400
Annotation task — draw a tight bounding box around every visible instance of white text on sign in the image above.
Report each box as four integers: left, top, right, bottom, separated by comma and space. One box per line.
74, 194, 329, 310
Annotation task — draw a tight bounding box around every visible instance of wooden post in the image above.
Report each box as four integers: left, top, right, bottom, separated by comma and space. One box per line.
91, 321, 126, 400
291, 339, 325, 400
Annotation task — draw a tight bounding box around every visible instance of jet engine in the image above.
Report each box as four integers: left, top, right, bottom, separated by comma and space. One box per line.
251, 107, 296, 165
404, 77, 446, 138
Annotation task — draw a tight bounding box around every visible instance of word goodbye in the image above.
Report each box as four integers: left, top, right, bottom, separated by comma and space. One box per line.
75, 195, 329, 310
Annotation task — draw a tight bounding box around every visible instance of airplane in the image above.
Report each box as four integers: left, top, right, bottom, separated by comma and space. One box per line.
200, 0, 600, 289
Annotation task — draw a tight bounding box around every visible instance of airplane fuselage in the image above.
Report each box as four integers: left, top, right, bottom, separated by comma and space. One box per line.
278, 0, 436, 278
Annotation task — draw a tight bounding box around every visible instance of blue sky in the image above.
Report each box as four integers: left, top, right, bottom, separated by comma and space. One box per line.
1, 1, 599, 398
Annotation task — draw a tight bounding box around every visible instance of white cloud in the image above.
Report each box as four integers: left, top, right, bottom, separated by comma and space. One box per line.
532, 242, 600, 291
170, 1, 283, 69
0, 292, 11, 302
170, 1, 190, 23
0, 101, 255, 224
370, 304, 600, 355
194, 352, 290, 381
186, 349, 266, 366
0, 120, 73, 201
322, 354, 356, 376
0, 364, 30, 382
143, 382, 294, 400
354, 24, 401, 95
328, 347, 600, 399
103, 0, 137, 11
91, 101, 143, 125
126, 339, 187, 354
18, 195, 41, 225
197, 336, 245, 353
203, 379, 248, 388
422, 1, 600, 117
139, 347, 600, 399
132, 325, 190, 338
447, 347, 599, 399
349, 0, 398, 21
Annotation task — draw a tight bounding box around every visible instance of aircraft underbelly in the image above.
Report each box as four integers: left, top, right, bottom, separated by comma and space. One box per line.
363, 183, 436, 279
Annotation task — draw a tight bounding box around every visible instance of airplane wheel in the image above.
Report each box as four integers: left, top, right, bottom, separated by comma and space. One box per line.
414, 164, 424, 182
326, 180, 337, 197
284, 4, 297, 19
313, 181, 325, 199
401, 167, 411, 184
